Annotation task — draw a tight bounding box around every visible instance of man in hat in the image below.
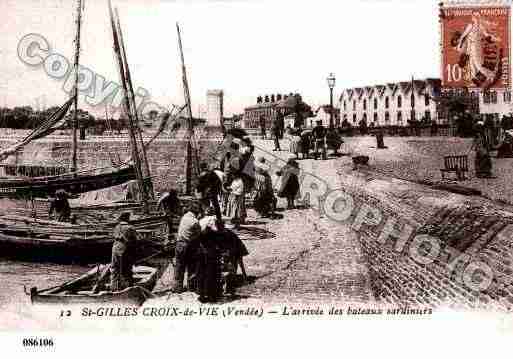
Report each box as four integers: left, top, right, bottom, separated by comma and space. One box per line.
49, 189, 71, 222
157, 189, 181, 242
259, 116, 267, 139
172, 201, 202, 293
196, 162, 223, 222
111, 212, 138, 291
271, 114, 282, 151
312, 120, 327, 160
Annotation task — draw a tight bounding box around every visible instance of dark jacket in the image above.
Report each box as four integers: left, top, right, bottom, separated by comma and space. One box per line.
196, 170, 222, 199
277, 163, 300, 199
312, 125, 326, 140
49, 197, 71, 222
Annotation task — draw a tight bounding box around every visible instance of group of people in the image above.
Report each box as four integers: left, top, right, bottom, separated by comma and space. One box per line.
47, 134, 303, 303
197, 136, 301, 226
282, 120, 343, 160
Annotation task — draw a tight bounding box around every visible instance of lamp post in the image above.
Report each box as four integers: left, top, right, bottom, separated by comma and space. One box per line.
327, 73, 336, 127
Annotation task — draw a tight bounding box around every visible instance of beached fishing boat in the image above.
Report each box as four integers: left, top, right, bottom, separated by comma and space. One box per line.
0, 213, 173, 262
0, 1, 174, 261
29, 265, 158, 306
0, 165, 136, 199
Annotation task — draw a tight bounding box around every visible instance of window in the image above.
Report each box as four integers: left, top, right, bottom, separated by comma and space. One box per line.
385, 97, 389, 109
385, 112, 390, 124
491, 91, 498, 104
398, 96, 402, 108
353, 101, 356, 111
425, 111, 431, 120
353, 114, 357, 123
374, 98, 378, 110
344, 101, 347, 110
483, 91, 491, 104
373, 113, 378, 124
363, 99, 367, 110
425, 95, 430, 107
504, 92, 512, 103
411, 110, 416, 121
397, 111, 402, 123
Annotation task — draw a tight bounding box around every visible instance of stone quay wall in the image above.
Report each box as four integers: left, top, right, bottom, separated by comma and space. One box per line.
0, 136, 222, 194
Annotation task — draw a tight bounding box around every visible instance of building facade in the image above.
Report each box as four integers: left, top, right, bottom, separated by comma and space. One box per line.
339, 79, 443, 127
479, 88, 513, 120
206, 90, 223, 127
243, 93, 304, 129
310, 105, 341, 128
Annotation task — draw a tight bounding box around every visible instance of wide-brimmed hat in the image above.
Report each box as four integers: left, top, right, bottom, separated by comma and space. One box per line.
204, 206, 216, 216
117, 212, 131, 222
55, 189, 69, 198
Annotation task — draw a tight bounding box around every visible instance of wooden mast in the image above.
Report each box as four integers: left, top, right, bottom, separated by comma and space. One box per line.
176, 23, 195, 195
108, 0, 148, 213
114, 9, 154, 200
71, 0, 83, 173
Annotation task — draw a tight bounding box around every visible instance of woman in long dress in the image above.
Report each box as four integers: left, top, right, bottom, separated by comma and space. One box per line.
226, 176, 245, 229
277, 158, 300, 209
253, 158, 276, 218
473, 122, 493, 178
288, 128, 301, 158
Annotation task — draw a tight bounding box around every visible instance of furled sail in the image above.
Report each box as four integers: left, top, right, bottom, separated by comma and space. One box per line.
0, 96, 75, 161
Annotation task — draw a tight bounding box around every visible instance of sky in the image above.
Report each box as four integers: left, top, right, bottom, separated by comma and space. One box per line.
0, 0, 442, 117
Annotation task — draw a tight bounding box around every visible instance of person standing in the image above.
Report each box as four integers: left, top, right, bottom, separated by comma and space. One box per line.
277, 158, 300, 209
253, 157, 276, 218
196, 213, 221, 303
259, 116, 267, 139
278, 111, 285, 139
196, 162, 223, 222
299, 130, 311, 159
49, 189, 71, 222
172, 201, 202, 293
157, 189, 181, 243
473, 122, 493, 178
110, 212, 138, 292
288, 127, 301, 158
225, 176, 245, 229
271, 115, 281, 151
312, 120, 327, 160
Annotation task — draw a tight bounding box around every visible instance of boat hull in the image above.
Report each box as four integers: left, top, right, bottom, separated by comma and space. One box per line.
0, 213, 173, 263
30, 265, 159, 306
0, 165, 136, 199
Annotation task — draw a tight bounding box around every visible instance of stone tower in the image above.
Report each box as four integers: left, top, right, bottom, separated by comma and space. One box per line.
206, 90, 224, 128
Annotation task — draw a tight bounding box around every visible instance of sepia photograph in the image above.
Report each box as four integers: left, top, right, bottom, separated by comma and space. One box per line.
0, 0, 512, 356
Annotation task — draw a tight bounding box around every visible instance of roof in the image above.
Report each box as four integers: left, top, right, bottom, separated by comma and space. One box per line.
339, 78, 442, 101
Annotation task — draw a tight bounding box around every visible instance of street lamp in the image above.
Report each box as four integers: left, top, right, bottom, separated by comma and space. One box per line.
327, 73, 336, 127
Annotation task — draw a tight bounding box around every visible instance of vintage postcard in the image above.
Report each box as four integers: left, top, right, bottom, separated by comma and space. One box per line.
1, 0, 513, 356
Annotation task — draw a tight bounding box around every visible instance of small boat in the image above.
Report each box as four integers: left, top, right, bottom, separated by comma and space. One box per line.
29, 265, 159, 306
0, 214, 173, 263
0, 165, 137, 199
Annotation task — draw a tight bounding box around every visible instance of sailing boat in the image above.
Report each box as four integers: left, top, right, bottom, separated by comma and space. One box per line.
0, 0, 173, 262
0, 0, 137, 201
